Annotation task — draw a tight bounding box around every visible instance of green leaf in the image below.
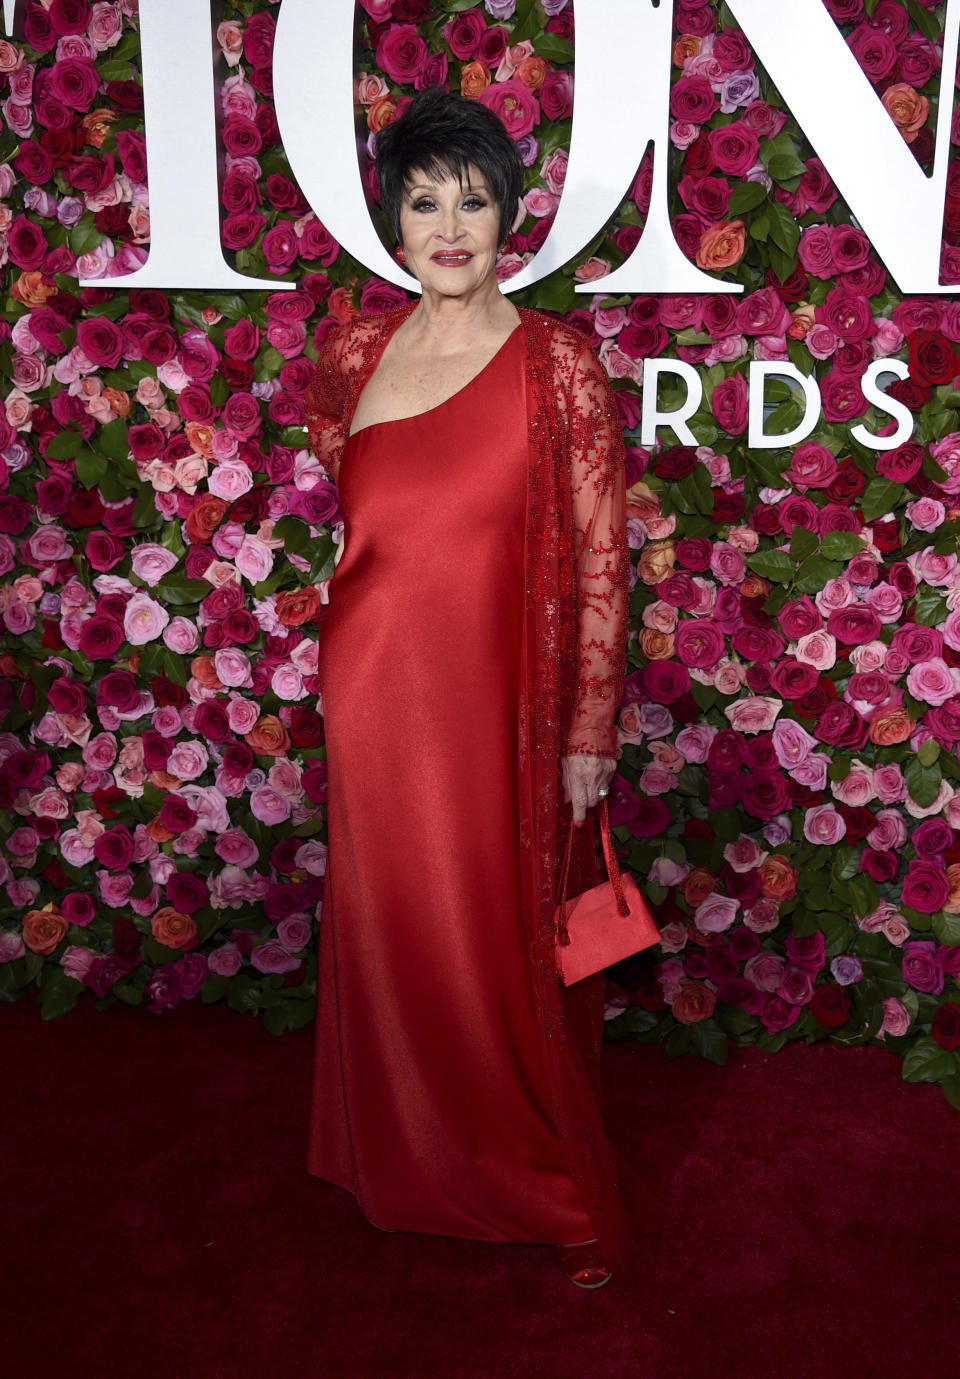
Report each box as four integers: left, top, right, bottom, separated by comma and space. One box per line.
918, 738, 940, 768
39, 966, 84, 1021
902, 1036, 960, 1084
831, 846, 860, 883
859, 476, 904, 522
709, 808, 743, 844
913, 585, 949, 627
273, 515, 311, 554
746, 548, 795, 581
767, 152, 807, 184
75, 448, 108, 489
97, 57, 134, 81
96, 417, 130, 462
788, 525, 819, 563
532, 33, 574, 64
686, 1020, 730, 1066
793, 553, 843, 594
155, 576, 211, 604
904, 755, 942, 809
932, 911, 960, 946
906, 0, 942, 42
728, 181, 768, 216
68, 214, 103, 257
45, 430, 82, 460
820, 530, 864, 561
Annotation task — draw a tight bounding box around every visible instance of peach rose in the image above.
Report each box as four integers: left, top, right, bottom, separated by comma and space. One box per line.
245, 714, 291, 756
150, 907, 197, 950
682, 867, 718, 908
102, 386, 131, 417
11, 272, 58, 307
868, 705, 914, 746
184, 494, 229, 543
81, 108, 117, 148
758, 855, 798, 901
515, 56, 549, 93
637, 541, 676, 585
673, 36, 702, 64
696, 220, 746, 271
460, 61, 492, 98
23, 907, 69, 956
672, 980, 717, 1025
787, 304, 815, 340
739, 574, 769, 600
190, 656, 224, 690
185, 421, 216, 458
882, 83, 929, 143
367, 94, 399, 133
356, 73, 389, 106
639, 628, 676, 660
146, 817, 176, 844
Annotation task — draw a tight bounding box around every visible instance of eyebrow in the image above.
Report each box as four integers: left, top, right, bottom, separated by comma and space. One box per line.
405, 182, 487, 195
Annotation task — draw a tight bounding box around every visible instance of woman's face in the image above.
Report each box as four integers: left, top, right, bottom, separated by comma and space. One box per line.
398, 163, 502, 298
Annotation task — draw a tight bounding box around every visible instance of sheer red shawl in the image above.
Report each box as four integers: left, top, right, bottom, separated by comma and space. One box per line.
304, 304, 635, 1264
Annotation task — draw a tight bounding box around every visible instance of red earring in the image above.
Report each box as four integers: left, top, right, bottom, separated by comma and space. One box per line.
395, 244, 406, 264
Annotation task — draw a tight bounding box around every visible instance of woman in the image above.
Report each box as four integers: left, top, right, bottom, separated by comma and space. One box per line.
303, 90, 635, 1287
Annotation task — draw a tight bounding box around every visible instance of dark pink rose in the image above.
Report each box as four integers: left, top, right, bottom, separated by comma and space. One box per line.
79, 616, 125, 660
675, 4, 717, 37
713, 30, 754, 72
116, 130, 147, 184
898, 33, 940, 87
243, 10, 276, 66
818, 287, 874, 343
159, 796, 198, 833
707, 121, 759, 177
443, 11, 485, 59
61, 892, 95, 926
642, 662, 692, 703
222, 212, 267, 249
13, 140, 54, 185
796, 158, 837, 213
813, 701, 868, 748
166, 870, 209, 915
224, 319, 260, 361
127, 421, 165, 462
768, 659, 819, 700
222, 114, 262, 158
222, 170, 261, 215
221, 391, 262, 438
480, 77, 542, 138
627, 798, 672, 839
287, 483, 340, 525
85, 530, 126, 572
76, 317, 124, 368
23, 3, 58, 49
376, 23, 428, 84
145, 962, 185, 1013
415, 50, 448, 93
912, 819, 954, 858
268, 391, 305, 427
296, 217, 339, 264
49, 0, 91, 35
30, 306, 72, 355
5, 749, 51, 789
776, 496, 820, 532
670, 75, 718, 123
876, 441, 923, 483
711, 372, 748, 434
96, 669, 139, 711
891, 624, 943, 662
901, 940, 944, 993
48, 57, 101, 112
48, 676, 86, 716
679, 174, 730, 223
265, 174, 307, 215
6, 216, 47, 270
540, 70, 573, 121
731, 627, 784, 661
94, 825, 135, 872
255, 103, 280, 146
820, 371, 867, 422
477, 24, 508, 67
848, 22, 897, 80
702, 294, 740, 337
177, 329, 221, 381
827, 605, 882, 645
262, 223, 299, 274
737, 287, 790, 337
707, 729, 745, 772
709, 773, 742, 808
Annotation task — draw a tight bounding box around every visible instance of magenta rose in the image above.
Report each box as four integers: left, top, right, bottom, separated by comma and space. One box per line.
670, 75, 718, 123
223, 213, 267, 249
159, 796, 199, 834
826, 606, 882, 646
85, 530, 126, 573
13, 140, 54, 185
912, 819, 954, 858
443, 12, 485, 59
642, 662, 692, 704
376, 24, 428, 84
76, 317, 124, 369
96, 670, 139, 711
178, 329, 221, 381
900, 941, 944, 994
707, 121, 759, 176
250, 939, 301, 975
675, 621, 725, 669
5, 215, 47, 270
49, 0, 91, 35
221, 114, 262, 158
480, 78, 541, 139
224, 319, 261, 361
540, 69, 573, 121
901, 861, 951, 914
48, 57, 100, 111
262, 223, 299, 274
116, 130, 147, 183
94, 826, 135, 872
711, 372, 748, 434
166, 870, 209, 916
78, 616, 125, 661
243, 10, 276, 65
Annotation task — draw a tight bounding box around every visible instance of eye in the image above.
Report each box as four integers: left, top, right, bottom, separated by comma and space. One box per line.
411, 197, 436, 212
462, 196, 487, 211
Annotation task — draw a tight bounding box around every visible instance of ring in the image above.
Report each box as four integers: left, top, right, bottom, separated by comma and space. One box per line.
597, 786, 610, 798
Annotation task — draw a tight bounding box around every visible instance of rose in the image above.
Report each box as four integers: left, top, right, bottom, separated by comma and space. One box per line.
808, 985, 852, 1029
932, 1003, 960, 1052
707, 122, 759, 176
94, 825, 134, 871
901, 941, 944, 994
906, 659, 957, 707
375, 24, 427, 84
250, 939, 301, 975
23, 908, 69, 955
671, 981, 717, 1024
124, 593, 169, 646
909, 331, 960, 387
901, 861, 951, 914
803, 805, 846, 846
696, 221, 745, 271
479, 77, 541, 139
711, 373, 748, 434
166, 871, 208, 916
151, 907, 198, 951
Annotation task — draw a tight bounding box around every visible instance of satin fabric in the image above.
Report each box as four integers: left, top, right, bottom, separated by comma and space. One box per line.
308, 329, 596, 1242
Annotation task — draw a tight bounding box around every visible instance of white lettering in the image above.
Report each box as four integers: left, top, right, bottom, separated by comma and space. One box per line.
79, 0, 290, 291
640, 360, 703, 447
852, 360, 913, 450
747, 363, 820, 449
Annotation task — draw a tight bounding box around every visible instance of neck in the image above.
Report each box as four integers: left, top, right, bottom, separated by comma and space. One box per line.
409, 275, 519, 341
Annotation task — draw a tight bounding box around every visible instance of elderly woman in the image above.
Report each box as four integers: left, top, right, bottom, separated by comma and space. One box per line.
303, 89, 634, 1287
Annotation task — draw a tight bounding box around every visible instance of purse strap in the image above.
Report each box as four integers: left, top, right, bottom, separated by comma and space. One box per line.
556, 797, 630, 947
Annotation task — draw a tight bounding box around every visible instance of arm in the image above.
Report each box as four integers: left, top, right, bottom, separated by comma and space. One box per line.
560, 345, 630, 823
303, 324, 350, 483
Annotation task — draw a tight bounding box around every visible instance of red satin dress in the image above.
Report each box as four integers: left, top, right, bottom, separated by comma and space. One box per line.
307, 326, 596, 1243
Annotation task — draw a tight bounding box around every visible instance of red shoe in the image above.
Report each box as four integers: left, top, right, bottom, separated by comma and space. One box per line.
555, 1239, 613, 1289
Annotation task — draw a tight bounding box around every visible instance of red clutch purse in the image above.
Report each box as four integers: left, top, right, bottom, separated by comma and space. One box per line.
555, 799, 661, 986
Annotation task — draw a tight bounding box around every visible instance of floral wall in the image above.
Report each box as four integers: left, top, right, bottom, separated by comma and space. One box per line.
2, 0, 960, 1109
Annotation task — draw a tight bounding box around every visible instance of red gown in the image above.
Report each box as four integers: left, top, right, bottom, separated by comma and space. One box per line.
305, 307, 636, 1264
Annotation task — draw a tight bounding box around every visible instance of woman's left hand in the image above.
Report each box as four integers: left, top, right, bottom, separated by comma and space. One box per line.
561, 755, 617, 827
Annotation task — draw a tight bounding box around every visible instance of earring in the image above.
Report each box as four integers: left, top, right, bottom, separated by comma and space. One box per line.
395, 244, 406, 264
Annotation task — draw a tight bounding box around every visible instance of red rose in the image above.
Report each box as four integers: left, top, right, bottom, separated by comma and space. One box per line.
84, 530, 126, 572
932, 1002, 960, 1051
94, 825, 135, 872
78, 615, 124, 661
808, 984, 851, 1028
223, 743, 255, 777
652, 445, 698, 480
6, 215, 47, 270
908, 330, 960, 387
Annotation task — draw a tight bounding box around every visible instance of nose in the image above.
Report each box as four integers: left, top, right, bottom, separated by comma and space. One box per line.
436, 204, 465, 242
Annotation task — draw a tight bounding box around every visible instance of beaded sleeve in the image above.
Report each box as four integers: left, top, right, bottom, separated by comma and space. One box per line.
562, 342, 630, 759
303, 323, 351, 483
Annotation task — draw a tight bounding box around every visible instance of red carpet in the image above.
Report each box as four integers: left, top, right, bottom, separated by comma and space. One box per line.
3, 993, 957, 1379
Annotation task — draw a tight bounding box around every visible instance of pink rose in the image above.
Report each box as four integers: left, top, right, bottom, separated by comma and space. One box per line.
744, 951, 786, 991
214, 830, 259, 867
124, 592, 169, 646
794, 631, 837, 671
723, 698, 781, 734
803, 804, 847, 846
276, 915, 312, 954
163, 617, 199, 656
208, 461, 254, 502
693, 894, 740, 934
214, 648, 252, 689
250, 939, 300, 975
130, 544, 179, 586
208, 943, 243, 976
375, 24, 428, 85
234, 535, 274, 584
906, 658, 958, 707
167, 741, 209, 782
249, 785, 293, 826
479, 77, 541, 139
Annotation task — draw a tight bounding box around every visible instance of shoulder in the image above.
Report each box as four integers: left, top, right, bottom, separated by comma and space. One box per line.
519, 307, 604, 378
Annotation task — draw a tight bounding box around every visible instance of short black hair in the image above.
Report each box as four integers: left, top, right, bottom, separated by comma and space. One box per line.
374, 88, 523, 248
